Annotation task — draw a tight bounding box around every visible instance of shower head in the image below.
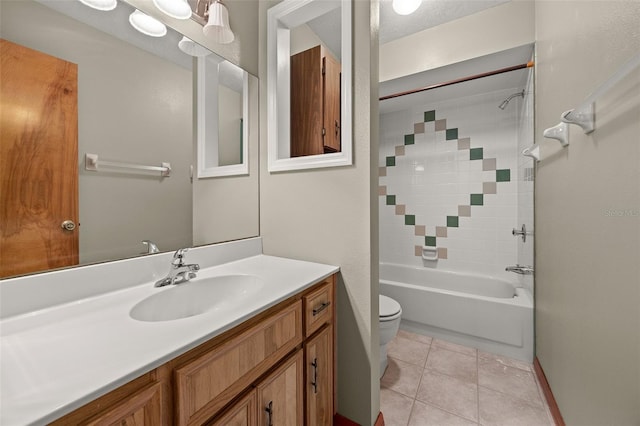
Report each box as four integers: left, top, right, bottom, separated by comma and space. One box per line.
498, 90, 525, 109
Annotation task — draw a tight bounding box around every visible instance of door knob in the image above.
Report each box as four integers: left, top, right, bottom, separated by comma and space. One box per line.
61, 220, 76, 231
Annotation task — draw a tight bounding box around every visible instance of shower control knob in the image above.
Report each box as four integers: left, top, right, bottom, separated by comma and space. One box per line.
61, 220, 76, 231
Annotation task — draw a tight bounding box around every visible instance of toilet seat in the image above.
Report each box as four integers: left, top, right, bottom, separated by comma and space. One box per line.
379, 295, 402, 321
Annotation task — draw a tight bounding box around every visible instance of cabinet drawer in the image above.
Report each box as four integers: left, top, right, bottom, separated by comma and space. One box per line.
304, 279, 334, 336
175, 301, 303, 426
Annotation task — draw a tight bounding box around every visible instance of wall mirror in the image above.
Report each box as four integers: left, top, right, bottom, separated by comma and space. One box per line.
267, 0, 352, 172
0, 0, 259, 279
197, 56, 249, 177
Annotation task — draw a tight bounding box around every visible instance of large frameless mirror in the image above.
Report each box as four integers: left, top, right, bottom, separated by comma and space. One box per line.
0, 0, 259, 278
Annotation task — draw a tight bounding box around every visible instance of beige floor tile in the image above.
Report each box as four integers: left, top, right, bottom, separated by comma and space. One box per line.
381, 357, 425, 398
425, 346, 478, 384
432, 339, 478, 357
478, 358, 542, 407
479, 387, 551, 426
416, 369, 478, 422
478, 351, 532, 372
398, 330, 433, 346
408, 400, 478, 426
388, 336, 431, 367
381, 388, 415, 426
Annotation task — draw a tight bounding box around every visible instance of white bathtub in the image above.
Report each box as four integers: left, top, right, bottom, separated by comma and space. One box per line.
379, 263, 533, 362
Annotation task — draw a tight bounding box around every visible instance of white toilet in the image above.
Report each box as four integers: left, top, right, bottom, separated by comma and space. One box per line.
379, 294, 402, 378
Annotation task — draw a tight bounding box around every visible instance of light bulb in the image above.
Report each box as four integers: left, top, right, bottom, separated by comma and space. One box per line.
392, 0, 421, 15
178, 36, 212, 57
152, 0, 191, 20
129, 10, 167, 37
78, 0, 117, 11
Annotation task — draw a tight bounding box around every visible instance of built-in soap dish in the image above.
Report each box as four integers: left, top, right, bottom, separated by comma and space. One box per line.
421, 246, 438, 261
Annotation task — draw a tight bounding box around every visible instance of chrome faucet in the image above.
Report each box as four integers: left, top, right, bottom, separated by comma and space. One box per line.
505, 264, 534, 275
155, 248, 200, 287
142, 240, 160, 254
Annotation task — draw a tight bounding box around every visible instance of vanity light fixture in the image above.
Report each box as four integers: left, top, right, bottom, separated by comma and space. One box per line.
194, 0, 234, 44
392, 0, 421, 15
77, 0, 117, 11
178, 36, 212, 57
152, 0, 191, 20
129, 9, 167, 37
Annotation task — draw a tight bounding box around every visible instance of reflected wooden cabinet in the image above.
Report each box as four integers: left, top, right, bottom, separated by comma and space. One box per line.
291, 45, 341, 157
51, 276, 336, 426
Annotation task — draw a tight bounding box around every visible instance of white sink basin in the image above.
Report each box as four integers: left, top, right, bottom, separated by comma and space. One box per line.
130, 275, 264, 322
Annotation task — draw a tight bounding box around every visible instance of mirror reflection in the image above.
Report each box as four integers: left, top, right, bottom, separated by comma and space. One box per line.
266, 0, 352, 172
290, 7, 341, 157
0, 0, 258, 279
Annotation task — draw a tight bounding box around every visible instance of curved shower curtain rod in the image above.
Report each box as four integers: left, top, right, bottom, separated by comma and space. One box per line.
379, 61, 535, 101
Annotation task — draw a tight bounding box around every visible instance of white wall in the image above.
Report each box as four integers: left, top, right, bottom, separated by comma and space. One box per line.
379, 1, 535, 82
379, 88, 522, 279
535, 1, 640, 424
259, 0, 380, 424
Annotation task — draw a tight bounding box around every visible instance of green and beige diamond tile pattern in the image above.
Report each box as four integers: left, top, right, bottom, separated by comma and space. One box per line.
379, 110, 511, 259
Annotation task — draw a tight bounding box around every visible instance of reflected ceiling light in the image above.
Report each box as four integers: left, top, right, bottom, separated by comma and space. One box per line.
392, 0, 421, 15
77, 0, 117, 11
153, 0, 191, 20
129, 9, 167, 37
203, 0, 235, 44
178, 36, 212, 57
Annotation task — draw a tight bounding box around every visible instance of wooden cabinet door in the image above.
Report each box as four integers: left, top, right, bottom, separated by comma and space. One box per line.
256, 350, 303, 426
322, 54, 341, 153
81, 382, 163, 426
0, 39, 79, 278
209, 390, 257, 426
305, 324, 334, 426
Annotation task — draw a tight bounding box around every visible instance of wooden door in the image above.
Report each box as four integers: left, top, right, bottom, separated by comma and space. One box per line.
290, 45, 323, 157
322, 53, 341, 153
256, 350, 303, 426
0, 39, 79, 278
305, 324, 334, 426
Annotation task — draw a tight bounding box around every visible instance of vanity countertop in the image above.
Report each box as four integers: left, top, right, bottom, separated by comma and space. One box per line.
0, 254, 338, 426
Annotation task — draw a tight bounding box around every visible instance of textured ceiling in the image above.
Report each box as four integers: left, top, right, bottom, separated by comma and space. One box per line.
379, 0, 511, 44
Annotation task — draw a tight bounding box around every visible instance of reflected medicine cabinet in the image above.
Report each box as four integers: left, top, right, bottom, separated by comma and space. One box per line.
290, 45, 341, 157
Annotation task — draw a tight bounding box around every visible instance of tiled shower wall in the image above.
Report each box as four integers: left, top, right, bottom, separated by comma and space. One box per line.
379, 87, 530, 280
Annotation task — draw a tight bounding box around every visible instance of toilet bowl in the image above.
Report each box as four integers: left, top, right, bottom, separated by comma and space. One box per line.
379, 294, 402, 378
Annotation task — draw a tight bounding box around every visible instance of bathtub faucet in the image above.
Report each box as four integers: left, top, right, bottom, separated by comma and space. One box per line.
505, 265, 534, 275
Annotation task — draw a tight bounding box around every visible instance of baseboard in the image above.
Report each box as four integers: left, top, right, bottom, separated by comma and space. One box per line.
334, 412, 384, 426
533, 357, 565, 426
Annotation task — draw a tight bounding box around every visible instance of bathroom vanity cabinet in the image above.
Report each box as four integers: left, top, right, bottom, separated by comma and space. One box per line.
49, 275, 336, 426
290, 45, 341, 157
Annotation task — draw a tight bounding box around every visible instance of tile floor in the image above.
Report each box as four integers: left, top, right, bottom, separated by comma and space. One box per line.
380, 330, 554, 426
